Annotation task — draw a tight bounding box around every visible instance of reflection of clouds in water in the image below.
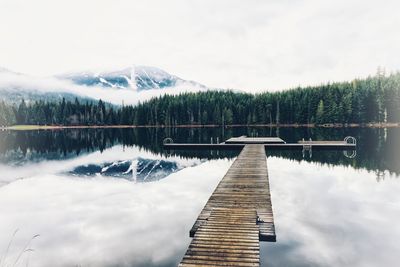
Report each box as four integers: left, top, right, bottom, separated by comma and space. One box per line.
0, 159, 233, 267
2, 149, 400, 266
262, 157, 400, 267
0, 145, 203, 185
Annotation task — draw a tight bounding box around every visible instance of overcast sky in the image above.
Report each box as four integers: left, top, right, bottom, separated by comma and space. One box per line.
1, 0, 399, 92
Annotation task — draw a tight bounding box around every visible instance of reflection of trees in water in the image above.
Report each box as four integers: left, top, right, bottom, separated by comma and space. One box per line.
0, 127, 399, 177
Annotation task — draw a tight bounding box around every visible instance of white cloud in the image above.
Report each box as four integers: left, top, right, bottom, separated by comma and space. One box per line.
0, 71, 205, 105
1, 0, 399, 92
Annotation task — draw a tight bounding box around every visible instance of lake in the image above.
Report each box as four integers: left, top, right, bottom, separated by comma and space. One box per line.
0, 127, 399, 267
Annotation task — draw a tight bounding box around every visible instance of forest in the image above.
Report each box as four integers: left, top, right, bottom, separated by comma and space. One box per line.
1, 71, 400, 126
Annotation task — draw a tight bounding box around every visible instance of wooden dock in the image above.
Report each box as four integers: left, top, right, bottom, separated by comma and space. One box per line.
179, 144, 274, 267
168, 136, 357, 266
164, 142, 356, 150
225, 136, 285, 144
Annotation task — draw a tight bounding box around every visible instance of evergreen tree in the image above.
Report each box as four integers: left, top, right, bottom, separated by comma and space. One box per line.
316, 100, 325, 124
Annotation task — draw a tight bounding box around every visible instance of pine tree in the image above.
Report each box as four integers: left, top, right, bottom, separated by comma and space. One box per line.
316, 100, 325, 124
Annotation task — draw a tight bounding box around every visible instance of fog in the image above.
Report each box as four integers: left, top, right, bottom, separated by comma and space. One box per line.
0, 72, 205, 105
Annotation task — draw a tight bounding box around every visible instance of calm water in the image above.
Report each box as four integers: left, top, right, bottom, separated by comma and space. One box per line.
0, 127, 399, 267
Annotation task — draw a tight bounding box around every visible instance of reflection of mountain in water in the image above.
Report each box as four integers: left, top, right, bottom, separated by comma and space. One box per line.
69, 157, 197, 182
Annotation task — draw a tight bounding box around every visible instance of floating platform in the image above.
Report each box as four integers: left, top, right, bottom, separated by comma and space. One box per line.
179, 144, 275, 267
164, 142, 356, 150
225, 136, 285, 144
164, 135, 356, 150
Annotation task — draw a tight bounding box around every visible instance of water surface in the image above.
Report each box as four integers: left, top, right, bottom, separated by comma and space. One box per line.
0, 127, 399, 267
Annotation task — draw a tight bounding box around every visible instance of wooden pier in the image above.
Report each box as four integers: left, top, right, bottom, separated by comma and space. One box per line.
225, 136, 285, 144
164, 141, 356, 150
166, 136, 356, 266
180, 144, 274, 267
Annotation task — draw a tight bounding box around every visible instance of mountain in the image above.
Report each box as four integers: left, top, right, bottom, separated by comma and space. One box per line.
58, 65, 205, 91
0, 65, 207, 105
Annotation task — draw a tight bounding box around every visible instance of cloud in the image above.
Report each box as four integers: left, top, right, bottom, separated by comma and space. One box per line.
0, 71, 205, 105
0, 0, 400, 91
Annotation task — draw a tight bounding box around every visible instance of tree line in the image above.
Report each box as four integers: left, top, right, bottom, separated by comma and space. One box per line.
1, 71, 400, 126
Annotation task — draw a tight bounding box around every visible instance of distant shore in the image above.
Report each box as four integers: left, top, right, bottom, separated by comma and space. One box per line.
1, 123, 400, 131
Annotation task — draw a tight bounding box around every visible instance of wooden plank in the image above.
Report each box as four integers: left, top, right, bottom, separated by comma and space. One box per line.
225, 137, 285, 144
179, 259, 259, 267
182, 255, 260, 263
179, 144, 276, 266
187, 247, 259, 254
189, 241, 260, 249
164, 142, 356, 150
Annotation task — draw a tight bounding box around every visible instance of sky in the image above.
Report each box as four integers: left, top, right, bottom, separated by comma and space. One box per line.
1, 0, 400, 92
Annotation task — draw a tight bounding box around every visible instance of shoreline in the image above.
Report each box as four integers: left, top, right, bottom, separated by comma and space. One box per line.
2, 123, 400, 131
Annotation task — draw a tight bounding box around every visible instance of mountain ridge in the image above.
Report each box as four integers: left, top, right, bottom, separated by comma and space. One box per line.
57, 65, 205, 91
0, 65, 207, 104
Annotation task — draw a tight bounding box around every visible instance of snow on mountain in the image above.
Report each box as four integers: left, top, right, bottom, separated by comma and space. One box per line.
59, 65, 205, 91
0, 65, 208, 105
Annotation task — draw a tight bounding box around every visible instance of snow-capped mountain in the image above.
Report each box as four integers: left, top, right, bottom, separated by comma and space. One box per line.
0, 65, 207, 105
59, 66, 204, 91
